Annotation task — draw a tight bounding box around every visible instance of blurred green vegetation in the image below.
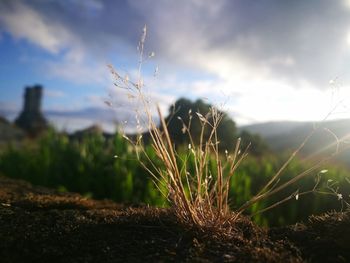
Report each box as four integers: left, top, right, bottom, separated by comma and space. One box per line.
0, 129, 165, 206
0, 128, 349, 226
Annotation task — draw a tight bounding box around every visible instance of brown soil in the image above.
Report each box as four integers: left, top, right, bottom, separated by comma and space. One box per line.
0, 176, 349, 263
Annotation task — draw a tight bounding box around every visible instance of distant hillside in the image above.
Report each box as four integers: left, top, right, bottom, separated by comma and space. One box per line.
239, 121, 306, 138
240, 119, 350, 166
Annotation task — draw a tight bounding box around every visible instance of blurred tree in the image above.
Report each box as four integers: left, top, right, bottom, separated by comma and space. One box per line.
239, 130, 270, 156
165, 98, 237, 151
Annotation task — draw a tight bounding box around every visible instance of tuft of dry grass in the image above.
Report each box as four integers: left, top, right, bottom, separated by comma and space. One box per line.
108, 25, 350, 229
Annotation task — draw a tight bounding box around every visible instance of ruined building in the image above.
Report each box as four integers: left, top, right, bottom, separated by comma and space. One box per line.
15, 85, 48, 135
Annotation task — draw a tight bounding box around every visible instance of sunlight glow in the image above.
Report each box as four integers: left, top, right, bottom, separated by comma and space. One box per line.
344, 0, 350, 8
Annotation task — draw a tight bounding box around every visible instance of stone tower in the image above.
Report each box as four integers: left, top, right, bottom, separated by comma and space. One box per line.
15, 85, 48, 135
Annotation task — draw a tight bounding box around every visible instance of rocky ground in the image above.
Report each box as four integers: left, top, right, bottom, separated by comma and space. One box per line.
0, 175, 349, 263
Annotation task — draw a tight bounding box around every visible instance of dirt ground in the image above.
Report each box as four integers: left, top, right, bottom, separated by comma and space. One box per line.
0, 176, 349, 263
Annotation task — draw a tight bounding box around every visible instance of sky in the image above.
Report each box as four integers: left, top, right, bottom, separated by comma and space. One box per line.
1, 0, 350, 132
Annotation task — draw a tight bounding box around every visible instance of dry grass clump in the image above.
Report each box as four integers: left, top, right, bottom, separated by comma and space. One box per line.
108, 25, 350, 229
108, 31, 242, 227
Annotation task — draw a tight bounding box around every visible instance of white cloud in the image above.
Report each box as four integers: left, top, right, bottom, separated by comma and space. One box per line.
347, 31, 350, 46
0, 1, 108, 87
2, 0, 350, 127
344, 0, 350, 8
132, 0, 350, 88
47, 55, 109, 85
125, 0, 350, 125
0, 1, 74, 54
44, 89, 66, 98
145, 51, 350, 125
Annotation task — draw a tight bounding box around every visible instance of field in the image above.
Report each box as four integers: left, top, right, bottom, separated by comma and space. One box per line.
0, 128, 349, 227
